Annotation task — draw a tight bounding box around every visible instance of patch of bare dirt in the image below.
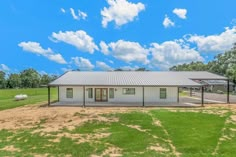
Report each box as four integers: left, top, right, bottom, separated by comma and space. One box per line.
148, 143, 169, 152
90, 146, 122, 157
230, 115, 236, 123
126, 125, 147, 132
48, 132, 111, 144
0, 105, 135, 132
91, 146, 122, 157
0, 145, 20, 152
153, 120, 161, 127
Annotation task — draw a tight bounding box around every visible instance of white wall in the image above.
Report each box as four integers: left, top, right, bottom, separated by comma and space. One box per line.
144, 87, 178, 103
59, 86, 178, 104
109, 87, 143, 103
59, 86, 83, 103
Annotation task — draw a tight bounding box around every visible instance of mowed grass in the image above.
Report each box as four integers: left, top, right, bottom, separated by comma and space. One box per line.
1, 108, 236, 156
0, 88, 57, 110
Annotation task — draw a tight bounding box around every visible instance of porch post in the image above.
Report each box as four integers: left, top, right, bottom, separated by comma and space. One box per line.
57, 86, 59, 102
48, 86, 50, 106
142, 86, 145, 107
190, 88, 192, 97
177, 87, 179, 103
227, 79, 230, 104
201, 86, 204, 107
83, 86, 85, 107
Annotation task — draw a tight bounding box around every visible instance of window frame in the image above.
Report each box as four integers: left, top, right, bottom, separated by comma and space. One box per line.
122, 88, 135, 95
66, 88, 73, 98
160, 88, 167, 99
88, 88, 93, 98
109, 88, 115, 98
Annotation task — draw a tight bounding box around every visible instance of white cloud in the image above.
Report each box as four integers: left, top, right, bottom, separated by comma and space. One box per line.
119, 65, 139, 71
61, 67, 72, 72
102, 40, 149, 64
70, 8, 87, 20
71, 57, 94, 71
0, 64, 10, 71
70, 8, 78, 20
51, 30, 98, 54
173, 8, 187, 19
100, 41, 109, 55
96, 61, 113, 71
61, 8, 66, 13
101, 0, 145, 28
150, 41, 203, 70
18, 41, 67, 64
187, 27, 236, 53
78, 10, 87, 20
163, 15, 175, 28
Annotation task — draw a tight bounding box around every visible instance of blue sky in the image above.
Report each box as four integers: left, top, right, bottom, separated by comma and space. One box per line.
1, 0, 236, 75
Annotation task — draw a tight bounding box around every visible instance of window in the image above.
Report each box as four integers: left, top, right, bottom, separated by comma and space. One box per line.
160, 88, 167, 99
66, 88, 73, 98
109, 88, 114, 98
88, 88, 93, 98
123, 88, 135, 95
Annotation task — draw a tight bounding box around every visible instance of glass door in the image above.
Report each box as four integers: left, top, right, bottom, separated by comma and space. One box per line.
95, 88, 108, 102
95, 88, 101, 101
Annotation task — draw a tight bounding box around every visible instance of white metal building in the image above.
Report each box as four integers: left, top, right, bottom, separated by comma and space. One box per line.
48, 71, 229, 106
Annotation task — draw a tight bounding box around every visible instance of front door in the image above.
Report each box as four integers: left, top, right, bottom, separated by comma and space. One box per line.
95, 88, 108, 102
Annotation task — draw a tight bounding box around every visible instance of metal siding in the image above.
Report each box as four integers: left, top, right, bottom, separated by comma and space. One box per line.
109, 87, 143, 103
59, 86, 83, 103
144, 87, 178, 103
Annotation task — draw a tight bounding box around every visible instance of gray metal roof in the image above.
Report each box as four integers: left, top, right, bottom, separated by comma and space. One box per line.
201, 80, 234, 85
49, 71, 227, 87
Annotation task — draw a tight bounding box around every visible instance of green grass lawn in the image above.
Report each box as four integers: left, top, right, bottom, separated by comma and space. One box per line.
0, 88, 58, 110
0, 107, 236, 157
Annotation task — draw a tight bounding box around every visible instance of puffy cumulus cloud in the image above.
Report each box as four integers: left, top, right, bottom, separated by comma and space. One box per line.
70, 8, 87, 20
51, 30, 98, 54
163, 15, 175, 28
0, 64, 10, 71
99, 41, 109, 55
71, 57, 94, 71
101, 40, 149, 64
18, 41, 66, 64
96, 61, 113, 71
187, 27, 236, 53
150, 41, 203, 70
101, 0, 145, 28
173, 8, 187, 19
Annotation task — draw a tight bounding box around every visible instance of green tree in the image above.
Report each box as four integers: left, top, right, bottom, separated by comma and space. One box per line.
135, 67, 149, 71
169, 61, 207, 71
169, 43, 236, 84
7, 73, 21, 88
0, 71, 6, 89
40, 74, 51, 85
20, 68, 40, 88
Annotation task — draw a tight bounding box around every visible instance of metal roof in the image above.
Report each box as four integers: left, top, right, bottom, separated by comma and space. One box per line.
201, 80, 234, 85
49, 71, 227, 87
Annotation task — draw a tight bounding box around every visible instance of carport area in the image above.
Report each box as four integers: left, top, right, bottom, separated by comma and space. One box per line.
180, 91, 236, 104
178, 78, 235, 106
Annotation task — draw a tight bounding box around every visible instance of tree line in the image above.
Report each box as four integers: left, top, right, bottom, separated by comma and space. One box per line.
169, 43, 236, 83
0, 68, 58, 89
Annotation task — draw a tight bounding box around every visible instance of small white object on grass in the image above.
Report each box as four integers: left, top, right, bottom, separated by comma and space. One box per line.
14, 94, 28, 101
